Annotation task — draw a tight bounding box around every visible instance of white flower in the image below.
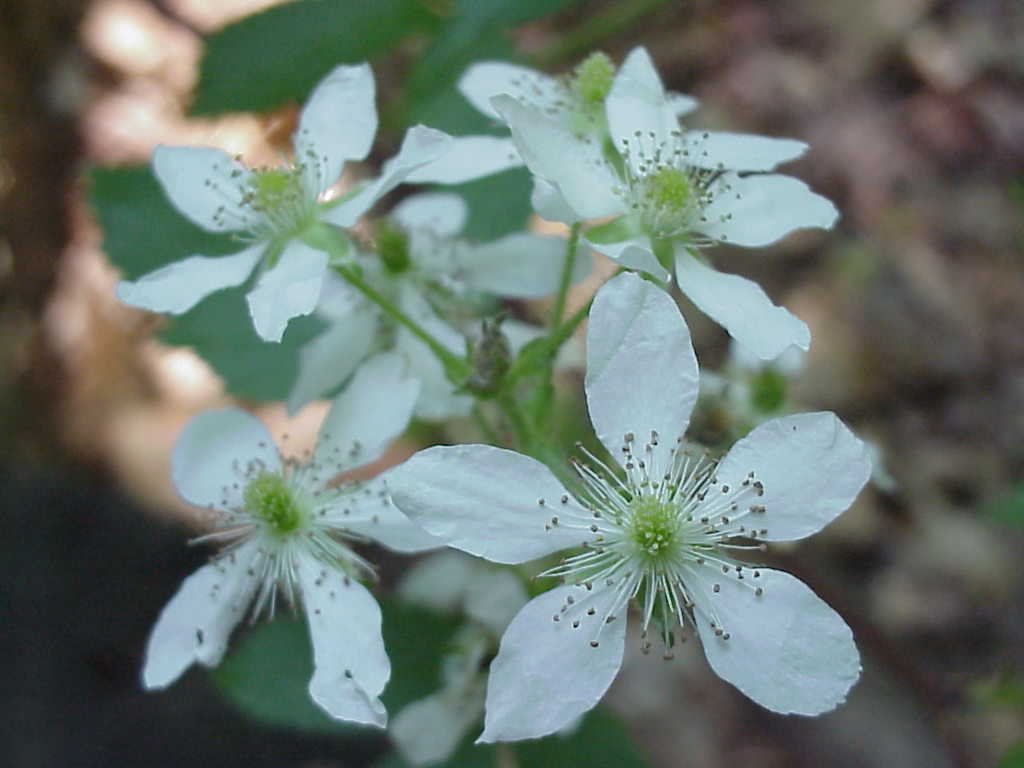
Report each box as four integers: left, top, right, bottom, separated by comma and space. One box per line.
142, 352, 441, 727
390, 553, 528, 766
116, 63, 452, 342
459, 51, 698, 145
389, 273, 870, 742
287, 192, 589, 419
486, 47, 836, 360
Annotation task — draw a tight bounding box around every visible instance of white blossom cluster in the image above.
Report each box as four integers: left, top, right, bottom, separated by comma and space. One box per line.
130, 51, 871, 764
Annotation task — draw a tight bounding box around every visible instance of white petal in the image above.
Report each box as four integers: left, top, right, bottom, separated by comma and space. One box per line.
585, 273, 699, 470
388, 444, 586, 564
245, 241, 328, 342
315, 269, 366, 321
324, 126, 452, 227
714, 412, 871, 541
295, 63, 377, 194
685, 131, 807, 172
396, 285, 472, 421
393, 691, 483, 766
606, 47, 679, 149
313, 351, 419, 471
667, 91, 699, 117
390, 192, 468, 237
297, 556, 389, 726
697, 173, 839, 248
335, 474, 444, 553
405, 135, 523, 184
171, 408, 281, 511
116, 243, 262, 315
674, 249, 811, 361
479, 584, 626, 742
460, 233, 590, 298
463, 569, 529, 637
491, 95, 624, 220
398, 551, 479, 612
459, 61, 565, 120
531, 177, 578, 223
152, 145, 258, 233
584, 234, 668, 280
728, 336, 806, 376
689, 566, 860, 715
142, 540, 261, 689
286, 310, 377, 416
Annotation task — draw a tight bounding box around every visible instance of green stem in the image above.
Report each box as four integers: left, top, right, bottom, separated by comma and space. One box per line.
471, 404, 500, 445
330, 263, 469, 382
549, 223, 580, 330
496, 392, 531, 451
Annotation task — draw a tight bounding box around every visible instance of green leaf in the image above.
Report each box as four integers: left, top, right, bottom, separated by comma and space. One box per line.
162, 287, 323, 402
90, 166, 237, 278
214, 617, 362, 736
984, 484, 1024, 530
372, 706, 647, 768
514, 707, 653, 767
88, 165, 322, 402
212, 598, 461, 734
999, 742, 1024, 768
192, 0, 439, 116
454, 168, 533, 241
373, 739, 498, 768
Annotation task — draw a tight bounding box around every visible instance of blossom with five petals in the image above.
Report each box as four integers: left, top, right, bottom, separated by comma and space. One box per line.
116, 63, 452, 342
142, 353, 440, 726
465, 47, 837, 360
389, 273, 870, 741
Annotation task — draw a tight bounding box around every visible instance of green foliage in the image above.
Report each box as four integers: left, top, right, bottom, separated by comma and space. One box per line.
515, 707, 652, 767
450, 169, 534, 241
213, 594, 652, 768
192, 0, 440, 116
213, 598, 461, 735
376, 706, 653, 768
88, 166, 321, 402
214, 617, 356, 736
984, 484, 1024, 530
999, 742, 1024, 768
749, 368, 787, 413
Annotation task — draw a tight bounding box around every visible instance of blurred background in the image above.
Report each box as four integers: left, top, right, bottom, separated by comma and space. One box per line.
2, 0, 1022, 766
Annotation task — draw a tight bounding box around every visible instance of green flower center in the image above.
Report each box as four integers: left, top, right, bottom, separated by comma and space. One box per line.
627, 496, 679, 560
376, 222, 411, 274
250, 169, 303, 211
571, 52, 616, 105
242, 167, 317, 239
647, 167, 693, 213
244, 471, 306, 535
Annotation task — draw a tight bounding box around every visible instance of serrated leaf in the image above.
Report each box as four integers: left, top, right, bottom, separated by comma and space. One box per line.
193, 0, 439, 116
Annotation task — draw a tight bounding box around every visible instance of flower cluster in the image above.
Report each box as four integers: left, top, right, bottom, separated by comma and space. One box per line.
129, 48, 871, 760
459, 48, 837, 359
